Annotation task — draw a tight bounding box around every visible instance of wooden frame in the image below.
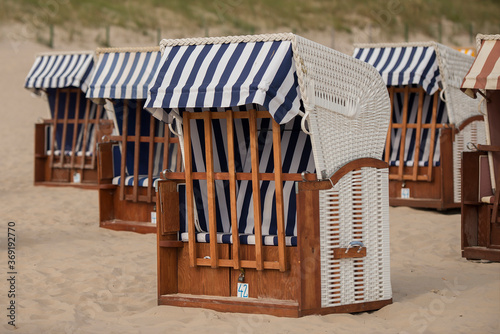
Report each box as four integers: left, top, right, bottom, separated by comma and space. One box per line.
156, 108, 392, 317
34, 88, 104, 189
97, 99, 180, 233
386, 86, 483, 210
461, 90, 500, 262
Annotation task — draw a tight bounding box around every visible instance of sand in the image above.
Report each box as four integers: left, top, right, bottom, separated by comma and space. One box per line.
0, 33, 499, 334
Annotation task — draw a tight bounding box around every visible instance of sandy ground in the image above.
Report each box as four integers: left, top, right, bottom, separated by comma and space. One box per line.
0, 31, 499, 334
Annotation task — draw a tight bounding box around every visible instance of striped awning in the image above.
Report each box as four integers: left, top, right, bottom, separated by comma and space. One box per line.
24, 51, 94, 92
461, 38, 500, 96
87, 47, 162, 100
353, 45, 441, 95
145, 40, 301, 124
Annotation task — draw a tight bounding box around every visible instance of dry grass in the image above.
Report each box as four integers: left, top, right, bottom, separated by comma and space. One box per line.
1, 0, 499, 43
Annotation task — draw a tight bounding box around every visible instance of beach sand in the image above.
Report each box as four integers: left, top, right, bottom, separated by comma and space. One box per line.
0, 36, 499, 334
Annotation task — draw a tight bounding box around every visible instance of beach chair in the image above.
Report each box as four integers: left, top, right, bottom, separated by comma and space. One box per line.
87, 47, 180, 233
354, 42, 487, 210
25, 51, 105, 188
460, 34, 500, 262
146, 33, 392, 316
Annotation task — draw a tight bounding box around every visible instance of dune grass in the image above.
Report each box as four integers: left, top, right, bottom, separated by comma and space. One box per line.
1, 0, 498, 40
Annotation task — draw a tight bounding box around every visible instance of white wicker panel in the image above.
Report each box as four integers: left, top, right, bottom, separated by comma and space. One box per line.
435, 43, 479, 126
292, 35, 391, 178
453, 120, 487, 203
320, 167, 391, 307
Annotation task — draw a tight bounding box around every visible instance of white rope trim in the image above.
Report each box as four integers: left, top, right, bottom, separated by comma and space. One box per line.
95, 46, 161, 57
475, 34, 500, 52
159, 33, 295, 53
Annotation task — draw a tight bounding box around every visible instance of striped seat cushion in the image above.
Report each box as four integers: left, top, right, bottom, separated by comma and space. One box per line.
180, 232, 297, 246
47, 150, 94, 157
112, 175, 161, 188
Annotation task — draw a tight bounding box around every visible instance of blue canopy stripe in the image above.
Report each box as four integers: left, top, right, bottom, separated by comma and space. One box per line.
87, 50, 162, 100
25, 52, 94, 92
354, 46, 441, 95
145, 40, 301, 124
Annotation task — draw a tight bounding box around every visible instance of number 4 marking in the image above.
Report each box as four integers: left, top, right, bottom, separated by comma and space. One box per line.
237, 283, 249, 298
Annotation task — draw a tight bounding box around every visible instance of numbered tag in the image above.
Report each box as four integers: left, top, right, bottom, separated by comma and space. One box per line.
237, 283, 249, 298
73, 172, 81, 183
401, 188, 410, 199
151, 212, 157, 224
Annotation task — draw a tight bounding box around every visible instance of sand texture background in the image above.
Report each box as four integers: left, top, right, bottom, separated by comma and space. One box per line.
0, 32, 499, 333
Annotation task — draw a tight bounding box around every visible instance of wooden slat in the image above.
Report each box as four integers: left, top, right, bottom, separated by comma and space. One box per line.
248, 111, 264, 270
80, 98, 91, 170
119, 102, 128, 201
412, 87, 425, 181
389, 174, 430, 181
226, 109, 240, 269
161, 171, 307, 182
196, 258, 281, 270
58, 90, 71, 168
391, 123, 446, 129
48, 89, 60, 178
132, 102, 141, 202
90, 104, 102, 170
384, 87, 394, 164
147, 114, 155, 203
272, 119, 286, 272
188, 109, 270, 120
183, 113, 197, 267
69, 90, 81, 169
203, 112, 219, 268
298, 158, 388, 191
162, 123, 171, 172
426, 91, 439, 181
176, 131, 183, 172
332, 247, 367, 259
397, 85, 410, 180
108, 135, 179, 144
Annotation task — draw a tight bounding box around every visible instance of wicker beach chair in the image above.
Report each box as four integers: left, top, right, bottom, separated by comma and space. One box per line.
146, 33, 392, 316
25, 51, 105, 188
86, 46, 180, 233
460, 34, 500, 262
354, 42, 487, 210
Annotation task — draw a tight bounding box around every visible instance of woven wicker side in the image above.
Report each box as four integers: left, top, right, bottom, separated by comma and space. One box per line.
292, 35, 390, 178
435, 43, 479, 126
453, 119, 487, 203
319, 167, 391, 307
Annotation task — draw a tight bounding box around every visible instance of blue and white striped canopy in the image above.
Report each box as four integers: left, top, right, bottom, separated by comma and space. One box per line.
25, 52, 94, 92
145, 40, 301, 124
87, 49, 162, 100
353, 45, 441, 95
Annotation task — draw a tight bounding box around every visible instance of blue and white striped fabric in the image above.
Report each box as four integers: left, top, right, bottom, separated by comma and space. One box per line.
383, 86, 448, 167
177, 106, 315, 246
353, 46, 441, 95
87, 50, 162, 100
145, 40, 301, 124
46, 88, 102, 156
108, 99, 178, 187
25, 52, 94, 92
112, 175, 162, 188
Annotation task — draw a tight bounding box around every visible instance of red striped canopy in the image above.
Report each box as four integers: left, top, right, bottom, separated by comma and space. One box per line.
461, 36, 500, 97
